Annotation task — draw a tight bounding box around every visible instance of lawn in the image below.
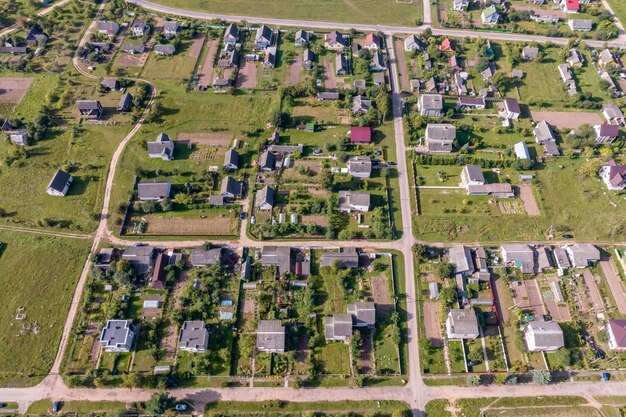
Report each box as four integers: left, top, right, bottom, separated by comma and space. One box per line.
0, 231, 91, 387
0, 73, 58, 120
205, 400, 411, 415
606, 0, 626, 29
140, 37, 200, 81
148, 0, 422, 26
316, 341, 351, 375
27, 400, 128, 415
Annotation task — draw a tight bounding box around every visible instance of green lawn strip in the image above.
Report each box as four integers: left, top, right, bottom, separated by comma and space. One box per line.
424, 399, 452, 417
27, 400, 127, 415
480, 406, 603, 417
447, 341, 466, 373
423, 376, 467, 386
455, 396, 588, 417
315, 341, 351, 375
0, 231, 90, 388
596, 396, 626, 405
205, 400, 411, 414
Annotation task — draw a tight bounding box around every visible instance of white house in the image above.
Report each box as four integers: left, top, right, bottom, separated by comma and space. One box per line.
446, 309, 479, 339
46, 169, 73, 197
524, 320, 564, 352
147, 133, 175, 160
599, 159, 626, 190
338, 191, 370, 213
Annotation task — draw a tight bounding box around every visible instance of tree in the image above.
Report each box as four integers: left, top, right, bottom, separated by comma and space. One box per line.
439, 287, 457, 306
531, 369, 551, 385
320, 169, 334, 190
269, 108, 291, 128
435, 261, 454, 279
467, 345, 484, 364
466, 375, 481, 386
144, 392, 176, 414
122, 372, 142, 389
112, 260, 138, 287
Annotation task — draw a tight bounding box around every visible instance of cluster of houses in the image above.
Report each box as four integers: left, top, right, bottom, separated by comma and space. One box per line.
500, 243, 600, 274
0, 23, 47, 55
95, 18, 179, 57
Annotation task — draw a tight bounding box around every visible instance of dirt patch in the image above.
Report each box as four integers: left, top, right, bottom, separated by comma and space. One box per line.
236, 60, 258, 89
498, 200, 525, 215
283, 160, 321, 180
323, 60, 337, 89
371, 276, 393, 319
243, 296, 256, 315
288, 52, 301, 85
530, 110, 604, 129
177, 132, 233, 146
357, 330, 374, 374
197, 39, 219, 88
542, 278, 572, 322
493, 276, 510, 324
511, 3, 566, 17
143, 215, 236, 236
188, 34, 205, 58
301, 215, 326, 227
511, 280, 545, 316
519, 184, 540, 216
0, 77, 33, 104
423, 301, 443, 347
581, 269, 605, 313
117, 52, 148, 68
394, 40, 410, 92
309, 188, 329, 196
600, 258, 626, 314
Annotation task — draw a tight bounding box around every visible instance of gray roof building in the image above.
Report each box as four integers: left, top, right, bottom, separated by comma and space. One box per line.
154, 44, 175, 55
320, 248, 360, 268
76, 99, 103, 119
97, 21, 120, 36
137, 182, 171, 201
10, 129, 29, 145
325, 314, 353, 341
448, 246, 474, 275
524, 320, 564, 352
261, 246, 292, 275
417, 94, 443, 117
347, 301, 376, 327
220, 176, 243, 199
500, 244, 535, 274
565, 244, 600, 268
347, 156, 372, 178
446, 308, 479, 339
336, 53, 348, 75
259, 150, 276, 171
255, 25, 274, 48
257, 320, 285, 353
101, 78, 119, 90
122, 245, 155, 275
352, 95, 372, 115
425, 123, 455, 153
122, 43, 145, 54
163, 21, 179, 37
224, 148, 239, 170
117, 92, 133, 112
190, 248, 223, 267
255, 185, 274, 210
534, 120, 555, 143
338, 190, 370, 213
223, 23, 239, 44
46, 169, 73, 197
522, 46, 539, 60
179, 321, 209, 352
100, 320, 135, 352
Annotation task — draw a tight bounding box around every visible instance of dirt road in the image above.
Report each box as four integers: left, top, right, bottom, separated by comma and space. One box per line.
582, 269, 605, 313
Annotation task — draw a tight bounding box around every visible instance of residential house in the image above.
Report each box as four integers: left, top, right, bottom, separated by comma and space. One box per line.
481, 61, 496, 81
460, 164, 485, 187
220, 176, 243, 199
25, 24, 47, 46
255, 185, 275, 210
457, 97, 486, 110
0, 46, 27, 54
122, 245, 155, 275
255, 25, 274, 50
460, 164, 514, 197
561, 0, 579, 13
316, 91, 339, 101
373, 72, 385, 86
522, 46, 539, 61
154, 44, 175, 56
302, 49, 314, 70
543, 140, 560, 156
76, 99, 103, 119
423, 53, 433, 69
603, 104, 625, 125
481, 5, 499, 25
534, 120, 555, 143
178, 321, 209, 353
524, 320, 565, 352
46, 169, 73, 197
601, 71, 618, 94
223, 148, 239, 170
599, 49, 619, 69
338, 191, 370, 213
9, 130, 29, 146
122, 43, 145, 54
261, 246, 292, 275
190, 248, 223, 267
347, 302, 376, 327
453, 0, 470, 11
97, 21, 119, 36
336, 53, 348, 75
130, 20, 150, 37
599, 159, 626, 190
100, 320, 135, 352
607, 320, 626, 350
295, 29, 309, 46
263, 47, 277, 69
352, 95, 371, 115
424, 76, 437, 93
454, 71, 467, 95
448, 246, 475, 275
568, 19, 593, 31
163, 21, 178, 38
439, 38, 453, 53
137, 182, 171, 201
594, 124, 620, 143
320, 248, 359, 268
217, 44, 239, 68
150, 252, 168, 290
147, 132, 174, 160
325, 31, 348, 50
350, 126, 372, 144
425, 123, 456, 153
257, 320, 285, 353
352, 42, 362, 58
446, 309, 479, 339
370, 51, 386, 71
117, 92, 133, 113
212, 78, 231, 88
223, 24, 239, 45
325, 314, 353, 341
258, 150, 276, 171
565, 244, 600, 268
500, 244, 536, 273
558, 63, 577, 96
503, 97, 521, 119
417, 94, 443, 117
347, 156, 372, 178
514, 141, 530, 160
404, 34, 421, 52
567, 48, 583, 67
364, 33, 381, 50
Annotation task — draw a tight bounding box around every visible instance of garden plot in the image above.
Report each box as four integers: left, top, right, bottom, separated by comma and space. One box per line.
541, 278, 572, 322
132, 211, 237, 236
511, 280, 545, 316
236, 60, 259, 89
117, 52, 148, 68
178, 132, 233, 146
0, 77, 33, 104
371, 275, 394, 318
519, 184, 540, 216
188, 34, 205, 58
423, 300, 443, 347
356, 330, 374, 374
530, 111, 604, 129
288, 52, 301, 85
322, 60, 338, 89
197, 39, 219, 89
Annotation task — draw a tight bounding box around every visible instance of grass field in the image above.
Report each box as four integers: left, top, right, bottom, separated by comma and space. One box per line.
205, 400, 411, 415
27, 400, 127, 415
606, 0, 626, 31
0, 231, 90, 387
148, 0, 423, 26
317, 341, 351, 374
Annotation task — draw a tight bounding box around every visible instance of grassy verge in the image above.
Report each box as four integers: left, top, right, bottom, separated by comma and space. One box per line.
27, 400, 127, 415
205, 400, 411, 415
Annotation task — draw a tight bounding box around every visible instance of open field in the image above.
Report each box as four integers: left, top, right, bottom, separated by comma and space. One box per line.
530, 111, 604, 129
140, 37, 201, 80
0, 77, 33, 104
129, 209, 239, 236
606, 0, 626, 30
0, 231, 90, 387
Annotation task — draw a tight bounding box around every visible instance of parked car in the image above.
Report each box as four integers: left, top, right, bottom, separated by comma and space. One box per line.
175, 404, 188, 411
602, 372, 610, 381
52, 402, 62, 413
0, 404, 7, 408
562, 234, 574, 239
239, 211, 246, 220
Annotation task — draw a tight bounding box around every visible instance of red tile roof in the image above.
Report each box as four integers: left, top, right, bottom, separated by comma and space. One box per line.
439, 38, 453, 52
350, 126, 372, 144
565, 0, 579, 10
365, 33, 380, 47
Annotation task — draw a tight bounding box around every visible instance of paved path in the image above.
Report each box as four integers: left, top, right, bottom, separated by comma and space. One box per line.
600, 256, 626, 315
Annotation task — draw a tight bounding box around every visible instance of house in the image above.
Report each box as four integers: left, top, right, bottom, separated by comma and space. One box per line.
320, 248, 359, 268
137, 182, 171, 201
217, 44, 239, 68
255, 25, 274, 49
364, 33, 381, 50
423, 77, 437, 93
543, 140, 560, 156
558, 63, 577, 96
88, 42, 112, 54
154, 44, 175, 56
446, 309, 479, 339
567, 49, 583, 68
46, 169, 73, 197
295, 29, 309, 46
25, 24, 47, 46
370, 51, 386, 71
481, 62, 496, 81
150, 252, 168, 290
257, 320, 285, 353
347, 302, 376, 327
179, 321, 209, 353
350, 126, 372, 144
561, 0, 579, 13
423, 53, 433, 70
595, 124, 620, 143
522, 46, 539, 61
113, 89, 132, 112
417, 94, 443, 117
599, 49, 618, 69
453, 0, 470, 11
336, 54, 348, 75
325, 31, 348, 50
209, 195, 224, 206
190, 248, 222, 267
261, 246, 292, 275
439, 38, 453, 53
316, 91, 339, 101
76, 100, 103, 119
514, 141, 531, 160
122, 245, 155, 275
481, 5, 500, 25
448, 246, 475, 275
338, 191, 370, 213
213, 78, 231, 88
500, 244, 536, 273
457, 97, 486, 110
302, 49, 314, 70
460, 164, 514, 197
352, 95, 371, 115
373, 72, 385, 86
130, 20, 150, 37
258, 151, 276, 171
97, 21, 119, 36
9, 129, 29, 146
122, 43, 145, 54
352, 42, 363, 58
454, 72, 467, 95
268, 144, 304, 155
255, 185, 275, 210
223, 23, 239, 45
511, 69, 524, 79
503, 97, 521, 119
96, 248, 117, 270
325, 314, 353, 341
100, 320, 135, 352
147, 132, 174, 160
0, 46, 27, 54
460, 164, 485, 187
223, 148, 239, 170
425, 123, 456, 153
599, 159, 626, 190
534, 120, 555, 143
603, 104, 625, 125
263, 47, 277, 69
404, 34, 421, 52
568, 19, 593, 31
607, 320, 626, 350
220, 176, 243, 199
565, 244, 600, 268
163, 21, 179, 38
524, 320, 565, 352
347, 156, 372, 178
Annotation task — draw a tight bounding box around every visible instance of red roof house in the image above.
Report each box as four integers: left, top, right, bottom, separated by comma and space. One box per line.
364, 33, 381, 50
350, 126, 372, 144
150, 252, 167, 290
563, 0, 579, 12
439, 38, 453, 53
608, 320, 626, 350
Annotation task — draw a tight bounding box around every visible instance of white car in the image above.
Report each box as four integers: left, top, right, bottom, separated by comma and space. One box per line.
175, 404, 187, 411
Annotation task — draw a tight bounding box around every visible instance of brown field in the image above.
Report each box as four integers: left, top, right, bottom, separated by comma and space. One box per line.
144, 215, 236, 236
371, 275, 393, 318
117, 53, 148, 68
301, 215, 326, 226
188, 35, 205, 58
0, 77, 33, 104
357, 331, 374, 374
197, 39, 218, 88
423, 300, 443, 347
177, 132, 232, 146
394, 40, 410, 92
323, 60, 337, 89
288, 52, 301, 85
543, 280, 572, 322
282, 160, 321, 180
236, 60, 259, 89
530, 111, 604, 129
519, 184, 540, 216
